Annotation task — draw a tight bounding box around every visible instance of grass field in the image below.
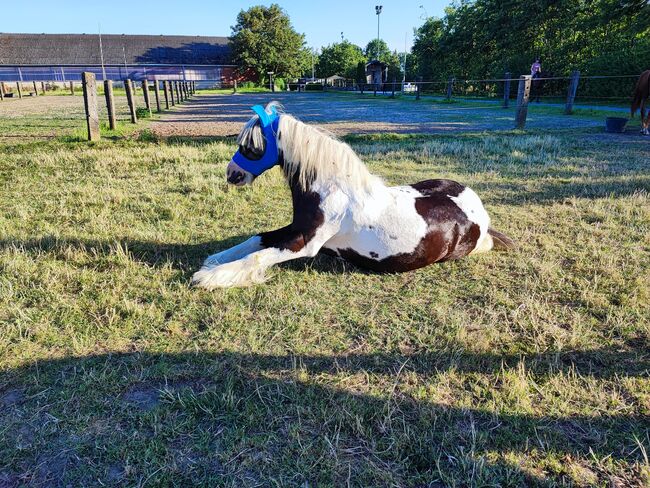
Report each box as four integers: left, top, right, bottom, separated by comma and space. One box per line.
1, 93, 649, 487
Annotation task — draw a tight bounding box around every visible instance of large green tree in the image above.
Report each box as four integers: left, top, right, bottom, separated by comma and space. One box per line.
316, 41, 366, 79
229, 4, 310, 83
410, 0, 650, 95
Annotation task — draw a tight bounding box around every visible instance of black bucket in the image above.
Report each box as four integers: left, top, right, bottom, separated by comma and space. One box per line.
605, 117, 628, 133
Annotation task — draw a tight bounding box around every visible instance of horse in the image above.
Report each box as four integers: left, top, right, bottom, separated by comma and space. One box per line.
530, 71, 552, 103
191, 103, 515, 289
631, 70, 650, 135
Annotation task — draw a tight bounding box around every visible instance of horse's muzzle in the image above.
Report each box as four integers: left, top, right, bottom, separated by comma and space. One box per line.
226, 161, 254, 186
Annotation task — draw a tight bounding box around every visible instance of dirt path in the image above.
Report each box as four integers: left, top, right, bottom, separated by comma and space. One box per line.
149, 92, 639, 138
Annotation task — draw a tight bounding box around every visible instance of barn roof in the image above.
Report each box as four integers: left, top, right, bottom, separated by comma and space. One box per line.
0, 33, 231, 65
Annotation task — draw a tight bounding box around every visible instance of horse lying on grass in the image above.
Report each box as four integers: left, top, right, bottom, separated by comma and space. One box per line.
631, 70, 650, 135
192, 103, 514, 289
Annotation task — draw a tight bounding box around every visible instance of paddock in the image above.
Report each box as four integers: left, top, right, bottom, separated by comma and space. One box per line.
0, 90, 649, 486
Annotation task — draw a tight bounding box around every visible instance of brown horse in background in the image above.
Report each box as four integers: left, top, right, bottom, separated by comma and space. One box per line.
631, 70, 650, 135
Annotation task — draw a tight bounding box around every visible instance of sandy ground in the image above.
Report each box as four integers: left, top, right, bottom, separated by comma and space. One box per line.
149, 92, 630, 138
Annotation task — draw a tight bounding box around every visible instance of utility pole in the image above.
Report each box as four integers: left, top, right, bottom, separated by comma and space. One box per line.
98, 23, 106, 81
122, 46, 128, 79
402, 32, 407, 88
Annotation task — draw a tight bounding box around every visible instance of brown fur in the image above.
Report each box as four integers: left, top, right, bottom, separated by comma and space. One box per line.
631, 70, 650, 132
488, 228, 516, 250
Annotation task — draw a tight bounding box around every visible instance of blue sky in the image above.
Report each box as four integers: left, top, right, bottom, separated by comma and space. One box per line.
7, 1, 449, 52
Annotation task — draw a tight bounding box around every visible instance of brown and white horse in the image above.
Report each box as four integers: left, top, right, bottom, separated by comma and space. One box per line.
631, 70, 650, 135
192, 103, 514, 289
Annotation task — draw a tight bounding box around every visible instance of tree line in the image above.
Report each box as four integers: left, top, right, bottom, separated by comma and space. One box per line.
229, 2, 649, 86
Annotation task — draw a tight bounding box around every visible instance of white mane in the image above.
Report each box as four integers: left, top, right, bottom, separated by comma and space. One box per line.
237, 102, 378, 192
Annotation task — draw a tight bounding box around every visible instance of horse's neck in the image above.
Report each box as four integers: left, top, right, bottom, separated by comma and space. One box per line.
279, 116, 379, 194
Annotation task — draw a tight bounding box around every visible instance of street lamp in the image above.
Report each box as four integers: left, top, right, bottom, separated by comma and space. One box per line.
267, 71, 274, 92
375, 5, 383, 47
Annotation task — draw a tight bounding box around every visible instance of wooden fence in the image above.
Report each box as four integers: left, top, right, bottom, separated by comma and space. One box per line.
0, 75, 196, 141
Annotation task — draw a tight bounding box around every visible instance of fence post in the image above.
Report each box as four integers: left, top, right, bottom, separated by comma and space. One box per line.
416, 76, 422, 100
515, 74, 531, 129
185, 81, 189, 98
33, 81, 39, 96
565, 70, 580, 115
104, 79, 116, 130
503, 72, 511, 108
142, 79, 152, 116
70, 81, 74, 95
175, 81, 180, 103
81, 72, 100, 141
391, 77, 396, 98
41, 81, 46, 93
0, 83, 4, 101
169, 81, 175, 106
153, 78, 161, 112
163, 80, 170, 109
446, 77, 455, 100
233, 80, 238, 93
16, 82, 23, 99
125, 79, 138, 124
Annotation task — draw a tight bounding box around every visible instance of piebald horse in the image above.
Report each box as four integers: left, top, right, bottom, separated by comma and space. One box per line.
631, 70, 650, 135
192, 103, 514, 289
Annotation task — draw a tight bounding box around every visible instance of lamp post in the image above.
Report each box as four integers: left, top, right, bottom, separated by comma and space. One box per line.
267, 71, 274, 92
375, 5, 383, 47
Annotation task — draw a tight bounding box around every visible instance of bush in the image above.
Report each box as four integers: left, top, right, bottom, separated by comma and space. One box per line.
273, 78, 287, 91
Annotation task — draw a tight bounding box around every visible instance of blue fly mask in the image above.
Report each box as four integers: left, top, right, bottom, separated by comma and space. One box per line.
232, 105, 281, 176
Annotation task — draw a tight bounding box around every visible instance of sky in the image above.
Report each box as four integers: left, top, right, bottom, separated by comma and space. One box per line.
4, 1, 449, 53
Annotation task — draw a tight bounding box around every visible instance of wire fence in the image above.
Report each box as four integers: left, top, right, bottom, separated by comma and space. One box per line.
0, 64, 234, 84
306, 73, 639, 105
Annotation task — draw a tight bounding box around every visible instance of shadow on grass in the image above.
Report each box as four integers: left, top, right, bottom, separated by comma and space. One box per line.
0, 348, 647, 486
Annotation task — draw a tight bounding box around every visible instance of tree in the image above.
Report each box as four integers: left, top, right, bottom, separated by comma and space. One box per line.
409, 0, 650, 91
364, 39, 391, 62
316, 41, 365, 79
229, 4, 310, 83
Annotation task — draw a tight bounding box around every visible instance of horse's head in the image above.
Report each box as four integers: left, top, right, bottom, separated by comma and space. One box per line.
227, 102, 281, 186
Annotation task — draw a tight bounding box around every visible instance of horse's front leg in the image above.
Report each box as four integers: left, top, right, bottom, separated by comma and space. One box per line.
192, 225, 337, 289
202, 226, 292, 267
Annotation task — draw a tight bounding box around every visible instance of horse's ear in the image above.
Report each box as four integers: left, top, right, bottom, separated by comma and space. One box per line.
251, 105, 271, 127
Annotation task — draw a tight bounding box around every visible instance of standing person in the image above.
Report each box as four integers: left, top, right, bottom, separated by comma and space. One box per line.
531, 58, 542, 78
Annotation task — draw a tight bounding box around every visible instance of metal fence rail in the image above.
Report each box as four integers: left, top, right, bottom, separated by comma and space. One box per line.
0, 64, 234, 83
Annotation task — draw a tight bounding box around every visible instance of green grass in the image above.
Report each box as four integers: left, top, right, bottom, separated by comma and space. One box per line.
0, 106, 649, 486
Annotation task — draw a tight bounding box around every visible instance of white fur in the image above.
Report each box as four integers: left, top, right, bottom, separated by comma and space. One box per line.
202, 236, 263, 266
448, 187, 492, 255
323, 184, 428, 259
